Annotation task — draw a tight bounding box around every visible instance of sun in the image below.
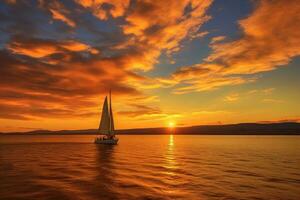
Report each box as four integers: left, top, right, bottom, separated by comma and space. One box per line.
168, 121, 176, 128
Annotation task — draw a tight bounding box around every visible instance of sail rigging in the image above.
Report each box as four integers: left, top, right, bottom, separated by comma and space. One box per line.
109, 90, 114, 132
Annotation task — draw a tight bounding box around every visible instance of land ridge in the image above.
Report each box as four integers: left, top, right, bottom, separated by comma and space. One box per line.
1, 122, 300, 135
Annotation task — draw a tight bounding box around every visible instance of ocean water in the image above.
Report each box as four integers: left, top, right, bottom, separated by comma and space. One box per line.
0, 135, 299, 200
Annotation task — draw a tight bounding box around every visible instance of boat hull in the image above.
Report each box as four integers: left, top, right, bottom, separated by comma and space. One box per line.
94, 137, 118, 145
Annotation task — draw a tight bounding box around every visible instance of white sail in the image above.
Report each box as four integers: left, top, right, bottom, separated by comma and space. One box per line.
99, 96, 110, 134
98, 92, 115, 135
95, 91, 118, 144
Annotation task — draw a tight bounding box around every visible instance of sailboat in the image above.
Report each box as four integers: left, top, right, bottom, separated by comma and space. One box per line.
94, 91, 119, 144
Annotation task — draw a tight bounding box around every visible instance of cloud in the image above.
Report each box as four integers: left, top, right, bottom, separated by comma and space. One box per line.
0, 0, 214, 123
192, 110, 232, 116
132, 113, 182, 122
262, 98, 283, 103
171, 64, 218, 81
224, 93, 239, 102
47, 1, 76, 27
262, 88, 275, 95
0, 100, 98, 120
222, 88, 277, 103
246, 88, 275, 95
210, 35, 225, 44
8, 37, 59, 58
122, 0, 213, 54
49, 9, 75, 27
76, 0, 215, 75
75, 0, 130, 20
175, 76, 256, 94
0, 47, 144, 120
161, 63, 256, 94
206, 0, 300, 75
49, 4, 76, 27
7, 36, 98, 58
60, 40, 98, 53
164, 0, 300, 94
118, 103, 161, 118
122, 95, 160, 104
104, 0, 213, 72
190, 31, 209, 40
117, 103, 183, 122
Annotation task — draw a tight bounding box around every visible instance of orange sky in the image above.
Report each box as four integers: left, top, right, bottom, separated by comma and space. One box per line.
0, 0, 299, 132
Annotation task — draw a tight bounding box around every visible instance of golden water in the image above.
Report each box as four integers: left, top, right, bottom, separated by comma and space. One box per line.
0, 135, 299, 199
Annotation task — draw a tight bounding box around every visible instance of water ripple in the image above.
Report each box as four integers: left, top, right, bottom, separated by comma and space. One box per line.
1, 135, 300, 200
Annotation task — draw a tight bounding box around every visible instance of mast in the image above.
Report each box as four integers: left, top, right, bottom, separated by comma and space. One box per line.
109, 90, 115, 134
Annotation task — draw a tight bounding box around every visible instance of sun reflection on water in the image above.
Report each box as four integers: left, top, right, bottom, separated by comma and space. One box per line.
164, 135, 177, 175
169, 134, 174, 147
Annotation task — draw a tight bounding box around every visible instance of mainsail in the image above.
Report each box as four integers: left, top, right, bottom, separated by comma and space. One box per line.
98, 92, 115, 135
99, 96, 110, 134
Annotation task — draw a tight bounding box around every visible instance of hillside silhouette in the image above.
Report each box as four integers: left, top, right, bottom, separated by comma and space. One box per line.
2, 122, 300, 135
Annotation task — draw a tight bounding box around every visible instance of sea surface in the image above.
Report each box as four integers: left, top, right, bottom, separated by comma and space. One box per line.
0, 135, 299, 200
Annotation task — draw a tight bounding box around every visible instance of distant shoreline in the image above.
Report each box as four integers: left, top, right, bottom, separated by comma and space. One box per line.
1, 122, 300, 135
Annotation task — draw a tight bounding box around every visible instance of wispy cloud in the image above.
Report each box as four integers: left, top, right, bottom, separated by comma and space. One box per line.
164, 0, 300, 94
192, 110, 232, 116
206, 0, 300, 75
118, 104, 161, 118
7, 36, 97, 58
262, 88, 275, 95
223, 93, 239, 102
262, 98, 283, 104
210, 36, 225, 44
45, 1, 76, 27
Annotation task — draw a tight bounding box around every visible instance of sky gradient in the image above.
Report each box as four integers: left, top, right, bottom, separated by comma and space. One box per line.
0, 0, 299, 132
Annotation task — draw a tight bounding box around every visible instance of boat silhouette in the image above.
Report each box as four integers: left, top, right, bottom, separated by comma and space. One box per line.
95, 90, 118, 144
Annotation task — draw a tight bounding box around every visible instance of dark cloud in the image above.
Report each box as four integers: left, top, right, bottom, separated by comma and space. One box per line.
0, 40, 142, 120
0, 0, 213, 122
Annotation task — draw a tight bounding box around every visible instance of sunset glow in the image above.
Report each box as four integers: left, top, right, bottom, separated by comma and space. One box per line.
1, 2, 299, 200
0, 0, 299, 132
168, 121, 176, 129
